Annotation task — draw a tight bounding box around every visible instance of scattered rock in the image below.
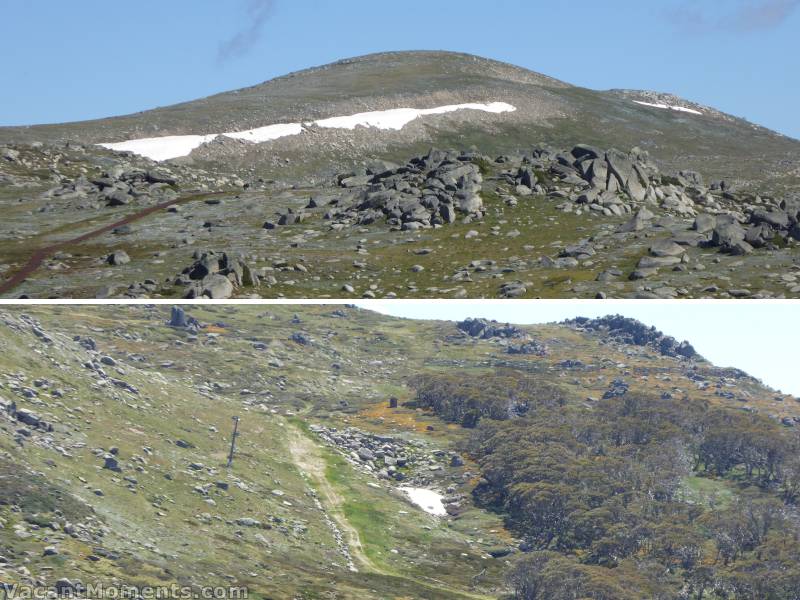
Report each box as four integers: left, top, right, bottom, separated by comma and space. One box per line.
107, 251, 130, 266
200, 274, 234, 300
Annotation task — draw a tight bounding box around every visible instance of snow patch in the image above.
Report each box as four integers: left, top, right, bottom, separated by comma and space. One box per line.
400, 487, 447, 516
99, 134, 218, 162
222, 122, 305, 143
312, 102, 517, 131
633, 100, 703, 116
97, 102, 517, 162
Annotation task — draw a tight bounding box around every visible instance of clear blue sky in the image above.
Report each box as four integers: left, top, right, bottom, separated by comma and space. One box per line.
0, 0, 797, 139
356, 301, 800, 397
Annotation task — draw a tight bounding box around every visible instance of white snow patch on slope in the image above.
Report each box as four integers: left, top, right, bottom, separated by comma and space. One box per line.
312, 102, 517, 131
99, 134, 218, 162
400, 487, 447, 516
633, 100, 703, 116
97, 102, 517, 162
222, 122, 305, 142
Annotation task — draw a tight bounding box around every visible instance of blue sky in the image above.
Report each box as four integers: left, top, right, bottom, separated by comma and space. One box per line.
356, 301, 800, 397
0, 0, 797, 139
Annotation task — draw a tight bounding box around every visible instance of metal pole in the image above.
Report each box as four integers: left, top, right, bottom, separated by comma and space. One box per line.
227, 416, 240, 468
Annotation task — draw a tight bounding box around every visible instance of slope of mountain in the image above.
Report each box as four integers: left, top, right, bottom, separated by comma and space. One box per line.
2, 51, 798, 186
1, 305, 799, 598
2, 51, 799, 300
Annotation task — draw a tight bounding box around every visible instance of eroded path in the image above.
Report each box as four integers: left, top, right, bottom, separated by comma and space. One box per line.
287, 423, 378, 573
285, 421, 495, 600
0, 191, 225, 296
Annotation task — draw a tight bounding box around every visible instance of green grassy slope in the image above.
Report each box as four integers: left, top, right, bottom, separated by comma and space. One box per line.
0, 305, 796, 598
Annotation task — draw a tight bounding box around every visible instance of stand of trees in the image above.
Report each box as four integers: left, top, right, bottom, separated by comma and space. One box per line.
410, 372, 800, 599
408, 372, 564, 427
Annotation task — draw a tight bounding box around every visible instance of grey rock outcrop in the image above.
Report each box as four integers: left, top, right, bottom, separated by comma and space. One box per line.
176, 251, 260, 299
566, 315, 698, 359
457, 318, 525, 340
315, 149, 487, 230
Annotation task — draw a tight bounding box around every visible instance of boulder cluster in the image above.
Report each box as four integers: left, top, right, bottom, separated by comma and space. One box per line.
80, 354, 139, 395
310, 424, 461, 485
266, 149, 486, 232
505, 144, 800, 263
457, 318, 525, 339
507, 340, 549, 357
311, 425, 417, 482
702, 200, 800, 255
336, 149, 485, 229
42, 165, 178, 207
1, 396, 54, 433
457, 318, 549, 356
109, 249, 280, 299
566, 315, 698, 359
603, 378, 630, 399
494, 144, 709, 218
174, 251, 261, 299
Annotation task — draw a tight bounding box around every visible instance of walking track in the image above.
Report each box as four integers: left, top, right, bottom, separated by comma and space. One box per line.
285, 421, 494, 600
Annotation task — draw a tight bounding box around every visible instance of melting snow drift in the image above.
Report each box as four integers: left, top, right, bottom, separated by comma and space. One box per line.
98, 102, 517, 162
222, 122, 305, 143
313, 102, 516, 131
633, 100, 703, 116
400, 487, 447, 516
100, 134, 218, 163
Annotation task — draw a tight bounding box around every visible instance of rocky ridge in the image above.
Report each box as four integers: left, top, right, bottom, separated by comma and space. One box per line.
457, 318, 549, 356
565, 315, 698, 359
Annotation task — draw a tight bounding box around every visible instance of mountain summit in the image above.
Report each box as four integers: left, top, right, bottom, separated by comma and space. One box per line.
2, 51, 797, 186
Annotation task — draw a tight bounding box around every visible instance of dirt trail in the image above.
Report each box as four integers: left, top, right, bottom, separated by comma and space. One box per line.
285, 422, 495, 600
0, 191, 225, 296
286, 423, 380, 573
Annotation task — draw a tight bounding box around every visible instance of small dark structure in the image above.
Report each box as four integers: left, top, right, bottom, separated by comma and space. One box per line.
227, 416, 241, 468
